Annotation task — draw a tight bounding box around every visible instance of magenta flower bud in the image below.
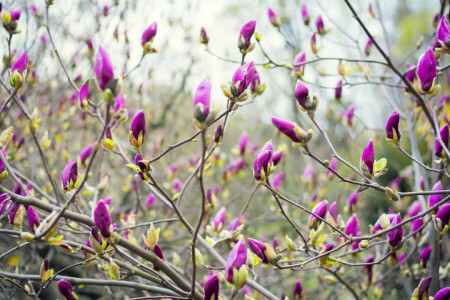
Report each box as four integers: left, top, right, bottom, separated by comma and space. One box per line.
309, 200, 328, 230
57, 279, 76, 300
11, 50, 27, 76
146, 193, 155, 208
335, 80, 343, 100
80, 144, 94, 165
326, 157, 337, 179
193, 76, 212, 120
434, 203, 450, 231
79, 83, 89, 109
232, 62, 256, 96
361, 140, 374, 176
271, 149, 283, 166
416, 48, 437, 93
294, 51, 306, 77
345, 105, 355, 126
408, 200, 422, 217
435, 124, 449, 158
238, 20, 256, 50
439, 94, 450, 107
301, 3, 310, 25
271, 117, 299, 143
388, 213, 403, 248
364, 39, 373, 56
130, 110, 146, 145
200, 27, 209, 44
224, 238, 247, 282
10, 7, 21, 22
227, 218, 242, 231
141, 22, 157, 46
153, 244, 164, 271
386, 110, 401, 142
429, 180, 443, 209
293, 279, 303, 300
410, 218, 424, 239
27, 206, 40, 233
347, 192, 358, 213
273, 237, 280, 252
434, 287, 450, 300
316, 15, 325, 34
267, 7, 280, 27
214, 124, 223, 143
114, 93, 126, 116
62, 160, 78, 191
363, 255, 375, 284
0, 193, 11, 215
135, 154, 146, 181
94, 200, 112, 238
435, 15, 450, 49
414, 276, 433, 300
248, 238, 269, 264
328, 201, 339, 224
345, 214, 360, 237
90, 226, 102, 245
213, 207, 226, 231
271, 172, 284, 191
239, 132, 249, 154
294, 81, 309, 111
371, 213, 396, 234
405, 63, 415, 83
250, 69, 262, 93
204, 274, 219, 300
253, 140, 273, 181
94, 45, 114, 91
418, 246, 432, 268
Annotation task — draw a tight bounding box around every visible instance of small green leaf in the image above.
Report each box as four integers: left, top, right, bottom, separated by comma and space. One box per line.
374, 158, 387, 173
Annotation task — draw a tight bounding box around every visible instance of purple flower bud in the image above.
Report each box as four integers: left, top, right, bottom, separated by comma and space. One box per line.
434, 203, 450, 231
410, 218, 424, 239
273, 237, 280, 252
227, 218, 242, 231
347, 192, 358, 213
388, 213, 403, 248
294, 81, 309, 111
57, 279, 76, 300
213, 207, 226, 231
436, 15, 450, 49
146, 193, 155, 208
271, 150, 283, 166
408, 200, 422, 217
248, 238, 269, 264
130, 110, 146, 144
335, 80, 343, 100
141, 22, 157, 46
439, 94, 450, 107
361, 140, 374, 175
328, 201, 339, 223
429, 180, 443, 209
386, 110, 401, 141
363, 255, 375, 284
250, 69, 262, 93
200, 27, 209, 44
345, 214, 360, 237
94, 45, 114, 91
232, 62, 256, 96
364, 39, 373, 56
80, 144, 94, 165
416, 48, 436, 93
271, 117, 299, 143
326, 157, 337, 179
239, 132, 249, 154
345, 105, 355, 126
371, 213, 396, 234
0, 193, 11, 215
153, 244, 164, 271
94, 200, 112, 238
10, 7, 21, 22
309, 200, 328, 230
272, 172, 284, 191
405, 63, 415, 83
214, 124, 223, 143
62, 160, 78, 191
239, 20, 256, 49
11, 50, 27, 74
79, 83, 89, 109
301, 3, 310, 25
435, 124, 449, 158
267, 7, 280, 27
316, 15, 325, 34
293, 279, 303, 300
434, 287, 450, 300
253, 140, 273, 180
204, 274, 219, 300
224, 238, 247, 282
294, 51, 306, 77
418, 246, 432, 268
27, 206, 40, 233
193, 77, 211, 119
114, 93, 126, 115
414, 276, 433, 300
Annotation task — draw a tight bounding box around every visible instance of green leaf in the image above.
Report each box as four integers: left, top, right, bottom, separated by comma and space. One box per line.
373, 158, 387, 173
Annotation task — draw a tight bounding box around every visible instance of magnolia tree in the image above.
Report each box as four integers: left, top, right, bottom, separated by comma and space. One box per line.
0, 0, 449, 299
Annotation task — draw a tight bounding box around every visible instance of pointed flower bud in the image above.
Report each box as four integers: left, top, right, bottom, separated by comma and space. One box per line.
416, 48, 437, 94
239, 131, 249, 154
310, 32, 319, 55
326, 201, 339, 227
213, 207, 226, 231
80, 144, 94, 165
232, 62, 256, 98
253, 140, 273, 181
79, 83, 89, 109
429, 180, 443, 210
267, 7, 280, 27
387, 213, 403, 248
141, 22, 157, 47
10, 50, 27, 89
435, 15, 450, 50
94, 45, 114, 91
364, 39, 373, 56
347, 192, 358, 213
10, 7, 21, 22
271, 150, 283, 166
114, 92, 127, 121
129, 110, 146, 148
412, 276, 433, 300
200, 27, 209, 45
308, 200, 328, 230
434, 287, 450, 300
434, 203, 450, 231
225, 238, 247, 283
295, 81, 311, 111
153, 244, 164, 271
326, 157, 337, 179
57, 279, 77, 300
418, 246, 432, 268
435, 124, 449, 158
293, 279, 303, 300
248, 238, 269, 264
405, 63, 415, 83
345, 214, 360, 237
408, 200, 422, 217
360, 140, 374, 176
27, 206, 40, 233
301, 4, 310, 25
238, 20, 256, 51
272, 116, 313, 146
62, 160, 78, 191
294, 51, 306, 78
193, 77, 216, 128
335, 80, 343, 100
94, 200, 112, 238
0, 193, 11, 215
204, 274, 219, 300
272, 172, 284, 190
316, 15, 325, 34
386, 110, 401, 142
